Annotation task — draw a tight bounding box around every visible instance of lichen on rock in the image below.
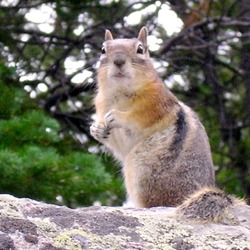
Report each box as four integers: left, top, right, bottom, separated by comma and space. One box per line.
0, 194, 249, 250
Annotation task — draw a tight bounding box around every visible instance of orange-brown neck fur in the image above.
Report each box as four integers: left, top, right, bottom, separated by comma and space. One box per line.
125, 81, 179, 129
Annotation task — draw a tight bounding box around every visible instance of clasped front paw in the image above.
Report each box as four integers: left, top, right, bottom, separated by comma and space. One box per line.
90, 123, 110, 142
104, 109, 121, 129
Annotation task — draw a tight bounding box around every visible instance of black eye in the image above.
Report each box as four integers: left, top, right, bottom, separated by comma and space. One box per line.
137, 44, 144, 54
101, 47, 106, 54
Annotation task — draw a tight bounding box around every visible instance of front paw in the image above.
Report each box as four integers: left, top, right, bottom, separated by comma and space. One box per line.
104, 109, 121, 129
90, 123, 110, 142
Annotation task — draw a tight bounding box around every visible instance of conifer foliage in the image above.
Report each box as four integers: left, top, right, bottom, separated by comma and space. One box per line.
0, 0, 249, 204
0, 63, 124, 207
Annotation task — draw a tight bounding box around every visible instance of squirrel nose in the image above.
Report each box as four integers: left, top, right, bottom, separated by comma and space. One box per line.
113, 54, 126, 67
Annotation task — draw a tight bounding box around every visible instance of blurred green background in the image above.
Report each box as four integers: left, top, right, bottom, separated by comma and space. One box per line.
0, 0, 249, 207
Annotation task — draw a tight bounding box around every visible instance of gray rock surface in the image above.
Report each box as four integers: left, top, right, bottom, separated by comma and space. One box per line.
0, 194, 249, 250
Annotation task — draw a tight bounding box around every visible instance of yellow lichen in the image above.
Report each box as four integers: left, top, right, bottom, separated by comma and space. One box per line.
31, 217, 59, 238
54, 229, 91, 250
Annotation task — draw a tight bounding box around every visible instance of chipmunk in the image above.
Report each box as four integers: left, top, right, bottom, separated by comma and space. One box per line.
90, 27, 245, 223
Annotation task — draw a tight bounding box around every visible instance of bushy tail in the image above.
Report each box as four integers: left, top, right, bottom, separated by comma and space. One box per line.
176, 187, 245, 225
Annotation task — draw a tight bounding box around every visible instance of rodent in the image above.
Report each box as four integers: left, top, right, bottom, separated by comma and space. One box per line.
90, 27, 245, 223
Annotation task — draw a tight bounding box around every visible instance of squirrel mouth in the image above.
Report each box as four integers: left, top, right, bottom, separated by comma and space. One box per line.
113, 72, 126, 78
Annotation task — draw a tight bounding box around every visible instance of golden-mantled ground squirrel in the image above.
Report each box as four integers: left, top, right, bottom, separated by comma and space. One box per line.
90, 27, 245, 223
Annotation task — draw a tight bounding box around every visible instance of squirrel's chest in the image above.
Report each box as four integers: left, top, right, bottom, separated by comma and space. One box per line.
96, 87, 135, 112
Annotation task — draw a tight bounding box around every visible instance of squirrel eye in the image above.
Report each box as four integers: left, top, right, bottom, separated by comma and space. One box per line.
137, 44, 144, 54
101, 47, 106, 54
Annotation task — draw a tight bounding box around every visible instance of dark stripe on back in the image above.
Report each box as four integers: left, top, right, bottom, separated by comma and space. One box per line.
169, 107, 188, 152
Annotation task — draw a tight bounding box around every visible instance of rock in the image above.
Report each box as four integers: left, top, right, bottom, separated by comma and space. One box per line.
0, 194, 249, 250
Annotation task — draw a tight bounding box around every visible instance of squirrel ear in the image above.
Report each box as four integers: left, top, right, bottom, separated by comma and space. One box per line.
105, 29, 114, 41
137, 26, 148, 46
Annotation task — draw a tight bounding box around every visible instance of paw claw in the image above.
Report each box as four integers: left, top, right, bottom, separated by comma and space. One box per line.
90, 123, 110, 141
104, 110, 119, 129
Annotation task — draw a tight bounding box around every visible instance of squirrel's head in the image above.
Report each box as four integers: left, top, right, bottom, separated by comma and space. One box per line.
98, 27, 157, 90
